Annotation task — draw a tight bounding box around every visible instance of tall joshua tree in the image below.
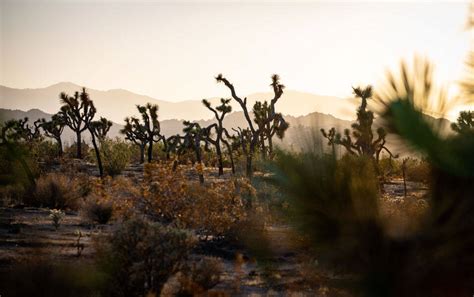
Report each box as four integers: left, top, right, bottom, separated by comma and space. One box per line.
40, 113, 67, 156
216, 74, 285, 177
121, 117, 148, 163
182, 121, 206, 183
202, 98, 232, 175
88, 117, 112, 177
136, 103, 162, 162
60, 88, 95, 159
253, 101, 289, 159
321, 86, 396, 162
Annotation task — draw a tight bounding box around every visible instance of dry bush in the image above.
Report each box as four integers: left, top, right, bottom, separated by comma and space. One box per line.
163, 257, 223, 296
81, 194, 114, 225
142, 163, 255, 237
405, 158, 431, 183
31, 172, 83, 210
379, 196, 429, 237
95, 217, 196, 297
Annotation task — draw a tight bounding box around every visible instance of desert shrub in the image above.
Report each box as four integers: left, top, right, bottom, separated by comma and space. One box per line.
378, 155, 402, 180
32, 172, 82, 210
96, 217, 196, 297
163, 257, 223, 296
32, 139, 61, 164
0, 142, 39, 206
404, 158, 430, 183
64, 141, 90, 159
142, 163, 254, 236
99, 138, 132, 176
81, 195, 114, 225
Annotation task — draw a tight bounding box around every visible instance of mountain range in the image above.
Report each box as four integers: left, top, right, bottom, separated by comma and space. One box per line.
0, 82, 358, 123
0, 82, 454, 156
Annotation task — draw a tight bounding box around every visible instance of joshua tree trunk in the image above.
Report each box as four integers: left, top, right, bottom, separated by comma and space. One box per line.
147, 139, 153, 162
90, 130, 103, 178
76, 131, 82, 159
57, 137, 63, 157
194, 136, 204, 184
216, 140, 224, 176
139, 144, 145, 164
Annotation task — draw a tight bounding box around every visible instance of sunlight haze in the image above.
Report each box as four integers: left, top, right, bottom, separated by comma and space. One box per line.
1, 1, 470, 103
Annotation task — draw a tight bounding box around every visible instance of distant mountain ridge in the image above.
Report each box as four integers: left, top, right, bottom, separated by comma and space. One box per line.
0, 82, 358, 123
0, 107, 453, 157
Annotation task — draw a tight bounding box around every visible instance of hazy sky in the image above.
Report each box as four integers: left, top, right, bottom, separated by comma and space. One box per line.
0, 0, 471, 101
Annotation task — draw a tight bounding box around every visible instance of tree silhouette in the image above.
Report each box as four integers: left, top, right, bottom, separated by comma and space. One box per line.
321, 86, 396, 162
202, 98, 232, 175
136, 103, 162, 162
253, 100, 289, 159
451, 111, 474, 134
182, 121, 206, 183
121, 117, 148, 163
60, 88, 95, 159
40, 113, 67, 156
216, 74, 285, 177
1, 117, 42, 143
88, 116, 113, 177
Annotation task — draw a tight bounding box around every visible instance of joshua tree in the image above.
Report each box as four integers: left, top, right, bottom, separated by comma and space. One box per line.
166, 134, 185, 171
216, 74, 285, 177
40, 113, 67, 156
182, 121, 206, 183
60, 88, 95, 158
121, 117, 148, 163
202, 98, 232, 175
1, 117, 43, 143
88, 116, 112, 177
253, 100, 289, 159
321, 86, 396, 163
136, 103, 162, 162
451, 110, 474, 134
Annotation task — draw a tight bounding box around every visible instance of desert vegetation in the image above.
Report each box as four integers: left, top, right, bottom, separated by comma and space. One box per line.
1, 7, 474, 297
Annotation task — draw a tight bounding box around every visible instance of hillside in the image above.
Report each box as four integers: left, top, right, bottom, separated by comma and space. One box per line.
0, 83, 357, 123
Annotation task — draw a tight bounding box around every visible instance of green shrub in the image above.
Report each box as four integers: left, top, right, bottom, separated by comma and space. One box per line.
32, 173, 82, 210
100, 138, 132, 176
96, 217, 196, 297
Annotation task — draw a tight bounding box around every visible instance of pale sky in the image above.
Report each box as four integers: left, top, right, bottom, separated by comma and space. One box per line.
0, 0, 471, 101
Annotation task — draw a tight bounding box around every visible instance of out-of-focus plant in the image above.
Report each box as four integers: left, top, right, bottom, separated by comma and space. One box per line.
451, 110, 473, 133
